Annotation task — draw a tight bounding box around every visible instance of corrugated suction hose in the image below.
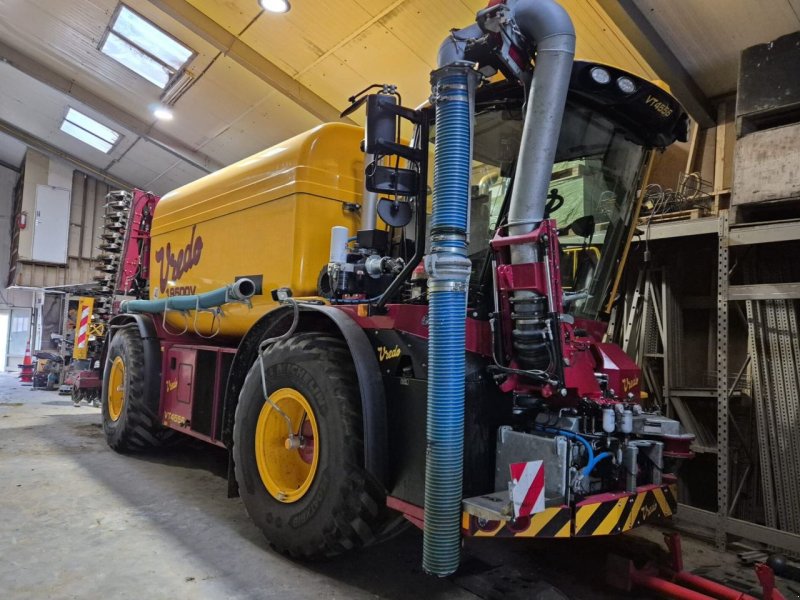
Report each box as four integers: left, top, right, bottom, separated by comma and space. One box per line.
423, 63, 478, 577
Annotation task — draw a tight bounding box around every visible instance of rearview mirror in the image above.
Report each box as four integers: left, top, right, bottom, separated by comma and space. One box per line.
569, 215, 595, 239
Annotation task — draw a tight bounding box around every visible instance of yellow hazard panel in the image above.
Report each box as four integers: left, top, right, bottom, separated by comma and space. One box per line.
574, 483, 678, 537
462, 483, 678, 540
462, 506, 572, 538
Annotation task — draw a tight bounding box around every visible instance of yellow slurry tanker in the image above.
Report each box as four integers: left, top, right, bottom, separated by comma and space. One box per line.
100, 0, 697, 580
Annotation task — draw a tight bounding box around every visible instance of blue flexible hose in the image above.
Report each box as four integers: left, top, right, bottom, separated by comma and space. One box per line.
538, 427, 613, 478
540, 427, 595, 463
422, 68, 474, 577
429, 75, 472, 241
583, 451, 612, 477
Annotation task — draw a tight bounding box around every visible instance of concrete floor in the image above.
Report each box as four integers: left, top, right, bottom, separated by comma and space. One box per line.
0, 372, 766, 600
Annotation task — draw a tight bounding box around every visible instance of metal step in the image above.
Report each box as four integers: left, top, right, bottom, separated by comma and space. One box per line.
463, 491, 514, 522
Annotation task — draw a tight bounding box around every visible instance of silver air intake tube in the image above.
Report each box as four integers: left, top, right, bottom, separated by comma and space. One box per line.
438, 0, 575, 257
504, 0, 575, 372
505, 0, 575, 264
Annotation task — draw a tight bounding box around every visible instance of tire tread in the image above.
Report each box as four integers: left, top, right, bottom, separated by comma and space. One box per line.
234, 332, 404, 559
103, 326, 175, 452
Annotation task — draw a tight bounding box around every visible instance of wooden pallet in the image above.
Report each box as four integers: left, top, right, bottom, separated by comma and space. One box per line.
639, 208, 704, 225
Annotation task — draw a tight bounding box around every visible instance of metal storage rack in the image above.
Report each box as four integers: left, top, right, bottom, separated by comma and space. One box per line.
636, 214, 800, 557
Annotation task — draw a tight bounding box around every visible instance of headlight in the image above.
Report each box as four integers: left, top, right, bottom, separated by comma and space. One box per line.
617, 76, 637, 94
590, 67, 611, 85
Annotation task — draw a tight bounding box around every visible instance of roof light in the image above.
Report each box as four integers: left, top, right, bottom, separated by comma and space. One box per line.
617, 76, 637, 94
259, 0, 291, 13
590, 67, 611, 85
60, 108, 121, 154
153, 106, 174, 120
101, 6, 193, 89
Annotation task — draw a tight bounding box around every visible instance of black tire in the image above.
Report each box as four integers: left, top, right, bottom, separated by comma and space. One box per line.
233, 332, 397, 559
101, 326, 166, 452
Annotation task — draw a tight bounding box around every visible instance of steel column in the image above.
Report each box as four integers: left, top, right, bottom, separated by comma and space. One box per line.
716, 212, 729, 549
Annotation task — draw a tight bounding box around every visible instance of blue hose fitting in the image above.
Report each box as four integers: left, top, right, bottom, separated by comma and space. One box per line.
422, 62, 480, 577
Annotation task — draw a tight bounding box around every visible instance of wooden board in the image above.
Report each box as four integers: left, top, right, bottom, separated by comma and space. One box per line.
732, 121, 800, 206
639, 209, 703, 225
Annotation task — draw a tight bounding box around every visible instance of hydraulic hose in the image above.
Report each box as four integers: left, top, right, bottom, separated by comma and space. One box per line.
583, 451, 612, 477
538, 427, 611, 477
540, 427, 595, 462
121, 278, 255, 314
422, 63, 480, 577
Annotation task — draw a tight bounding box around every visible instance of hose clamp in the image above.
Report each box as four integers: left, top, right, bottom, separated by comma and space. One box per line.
430, 90, 470, 105
430, 232, 466, 254
437, 83, 469, 92
430, 62, 482, 105
424, 252, 471, 282
428, 280, 467, 293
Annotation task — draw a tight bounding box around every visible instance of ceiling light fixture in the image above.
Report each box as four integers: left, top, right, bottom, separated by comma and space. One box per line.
259, 0, 291, 14
60, 108, 121, 153
153, 106, 174, 120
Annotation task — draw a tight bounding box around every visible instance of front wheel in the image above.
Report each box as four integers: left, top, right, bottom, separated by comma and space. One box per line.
101, 326, 166, 452
233, 332, 396, 559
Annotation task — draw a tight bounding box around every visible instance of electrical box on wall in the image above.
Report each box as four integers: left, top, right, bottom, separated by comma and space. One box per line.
31, 185, 70, 264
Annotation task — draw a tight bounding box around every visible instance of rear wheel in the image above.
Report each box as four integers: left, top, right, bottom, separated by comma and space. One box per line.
101, 326, 166, 452
233, 332, 397, 559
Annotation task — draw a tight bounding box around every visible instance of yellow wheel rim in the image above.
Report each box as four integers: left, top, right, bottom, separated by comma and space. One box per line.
254, 387, 319, 503
107, 356, 126, 422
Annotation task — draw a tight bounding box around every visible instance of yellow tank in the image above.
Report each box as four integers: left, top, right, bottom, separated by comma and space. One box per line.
149, 123, 364, 337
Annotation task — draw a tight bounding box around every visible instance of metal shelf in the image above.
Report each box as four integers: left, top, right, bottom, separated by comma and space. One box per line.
639, 215, 719, 241
671, 388, 717, 398
636, 215, 800, 244
672, 387, 745, 398
674, 504, 800, 558
691, 445, 718, 454
729, 218, 800, 246
728, 282, 800, 300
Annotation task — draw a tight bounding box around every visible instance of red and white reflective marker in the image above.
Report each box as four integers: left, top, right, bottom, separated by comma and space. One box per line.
509, 460, 545, 518
75, 305, 91, 353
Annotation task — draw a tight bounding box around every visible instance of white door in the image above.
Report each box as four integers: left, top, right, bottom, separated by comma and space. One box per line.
32, 185, 70, 264
0, 311, 8, 371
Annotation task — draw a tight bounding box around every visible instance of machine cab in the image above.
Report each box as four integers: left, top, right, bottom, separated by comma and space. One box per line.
466, 61, 688, 325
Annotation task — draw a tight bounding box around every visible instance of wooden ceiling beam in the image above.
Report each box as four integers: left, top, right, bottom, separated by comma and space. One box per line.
0, 117, 135, 190
149, 0, 354, 125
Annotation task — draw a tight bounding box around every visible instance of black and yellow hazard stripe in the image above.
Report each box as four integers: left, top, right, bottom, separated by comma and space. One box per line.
574, 483, 678, 537
462, 483, 678, 539
462, 505, 572, 538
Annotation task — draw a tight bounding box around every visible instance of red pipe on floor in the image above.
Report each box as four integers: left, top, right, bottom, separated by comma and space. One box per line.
630, 570, 718, 600
674, 571, 757, 600
626, 534, 785, 600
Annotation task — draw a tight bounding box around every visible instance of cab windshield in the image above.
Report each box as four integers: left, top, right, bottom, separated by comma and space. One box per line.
468, 97, 647, 320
